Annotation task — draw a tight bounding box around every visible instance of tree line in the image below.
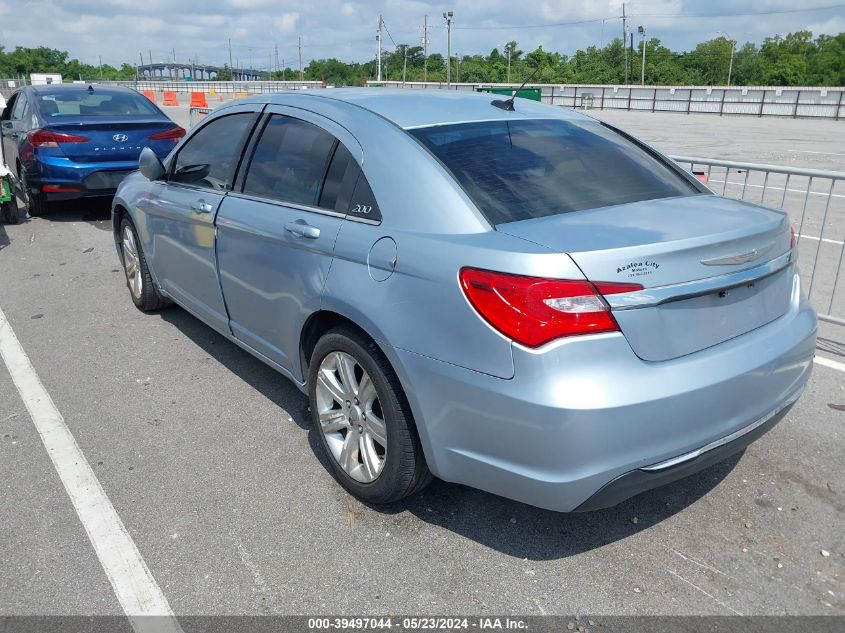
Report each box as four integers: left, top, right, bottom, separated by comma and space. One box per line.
2, 30, 843, 87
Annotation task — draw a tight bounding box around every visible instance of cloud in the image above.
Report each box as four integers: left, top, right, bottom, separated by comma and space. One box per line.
0, 0, 842, 69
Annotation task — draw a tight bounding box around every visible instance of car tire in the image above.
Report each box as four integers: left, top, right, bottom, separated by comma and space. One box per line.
119, 217, 168, 312
1, 193, 21, 225
19, 170, 48, 218
308, 326, 432, 504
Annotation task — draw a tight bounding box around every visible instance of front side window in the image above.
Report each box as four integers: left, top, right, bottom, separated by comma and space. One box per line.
411, 119, 700, 226
171, 112, 257, 191
243, 115, 336, 206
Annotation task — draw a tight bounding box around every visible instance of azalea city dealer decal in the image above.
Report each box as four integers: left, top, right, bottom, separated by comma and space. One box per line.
617, 260, 660, 278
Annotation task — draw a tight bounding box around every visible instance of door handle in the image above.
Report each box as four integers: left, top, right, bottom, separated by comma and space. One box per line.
191, 199, 213, 214
284, 220, 320, 239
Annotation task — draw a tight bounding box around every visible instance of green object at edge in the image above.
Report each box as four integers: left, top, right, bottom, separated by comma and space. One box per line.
476, 87, 541, 101
0, 177, 12, 204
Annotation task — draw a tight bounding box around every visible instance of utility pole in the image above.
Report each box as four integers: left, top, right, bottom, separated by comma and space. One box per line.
505, 42, 511, 83
443, 10, 453, 88
98, 55, 103, 79
456, 53, 460, 83
298, 37, 303, 82
718, 32, 736, 86
139, 52, 144, 79
638, 25, 646, 86
228, 38, 233, 74
727, 39, 735, 86
275, 43, 280, 80
422, 15, 428, 83
376, 15, 383, 81
622, 2, 628, 84
402, 46, 408, 84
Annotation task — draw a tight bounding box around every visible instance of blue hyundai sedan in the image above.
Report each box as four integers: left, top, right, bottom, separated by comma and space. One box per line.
111, 89, 816, 512
1, 84, 184, 216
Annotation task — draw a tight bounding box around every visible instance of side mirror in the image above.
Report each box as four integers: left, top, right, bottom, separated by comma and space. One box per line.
138, 147, 166, 181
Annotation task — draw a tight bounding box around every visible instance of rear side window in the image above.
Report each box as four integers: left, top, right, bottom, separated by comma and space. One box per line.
411, 119, 699, 226
35, 91, 160, 117
318, 143, 382, 221
11, 93, 28, 120
243, 115, 336, 206
171, 112, 257, 191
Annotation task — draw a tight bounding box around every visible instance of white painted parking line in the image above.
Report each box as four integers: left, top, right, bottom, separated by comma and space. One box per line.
788, 149, 845, 157
708, 179, 845, 199
815, 355, 845, 373
0, 306, 182, 633
796, 233, 845, 247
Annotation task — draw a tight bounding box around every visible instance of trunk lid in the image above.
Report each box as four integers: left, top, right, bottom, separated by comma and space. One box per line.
42, 119, 175, 163
497, 195, 794, 361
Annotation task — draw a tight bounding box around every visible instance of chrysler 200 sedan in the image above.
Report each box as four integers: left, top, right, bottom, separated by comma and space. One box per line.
111, 89, 816, 512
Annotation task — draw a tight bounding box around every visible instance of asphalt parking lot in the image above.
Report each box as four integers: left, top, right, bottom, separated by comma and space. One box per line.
1, 106, 844, 619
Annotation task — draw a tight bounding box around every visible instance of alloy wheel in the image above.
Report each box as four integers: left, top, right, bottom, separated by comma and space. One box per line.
315, 351, 387, 483
122, 225, 143, 299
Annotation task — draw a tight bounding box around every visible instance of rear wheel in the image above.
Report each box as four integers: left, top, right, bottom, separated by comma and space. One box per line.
120, 217, 168, 312
308, 326, 432, 504
19, 170, 48, 218
1, 192, 21, 225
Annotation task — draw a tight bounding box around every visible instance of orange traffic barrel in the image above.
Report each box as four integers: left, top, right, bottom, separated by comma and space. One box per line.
142, 90, 156, 103
190, 92, 208, 108
162, 91, 179, 106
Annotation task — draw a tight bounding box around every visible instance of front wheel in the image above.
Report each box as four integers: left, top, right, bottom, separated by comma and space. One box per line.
120, 217, 168, 312
308, 327, 432, 504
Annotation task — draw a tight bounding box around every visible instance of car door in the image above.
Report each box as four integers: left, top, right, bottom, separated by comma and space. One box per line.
215, 108, 361, 373
1, 92, 28, 170
141, 106, 260, 332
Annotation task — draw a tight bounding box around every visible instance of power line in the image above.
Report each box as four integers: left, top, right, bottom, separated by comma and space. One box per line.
450, 3, 845, 31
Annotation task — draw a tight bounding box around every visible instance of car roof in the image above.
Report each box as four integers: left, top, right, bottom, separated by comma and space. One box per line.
239, 88, 592, 130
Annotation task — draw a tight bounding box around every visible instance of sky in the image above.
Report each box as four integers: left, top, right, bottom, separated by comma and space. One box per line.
0, 0, 843, 71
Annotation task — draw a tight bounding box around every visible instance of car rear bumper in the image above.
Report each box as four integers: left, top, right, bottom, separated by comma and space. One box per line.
393, 272, 817, 512
25, 155, 151, 200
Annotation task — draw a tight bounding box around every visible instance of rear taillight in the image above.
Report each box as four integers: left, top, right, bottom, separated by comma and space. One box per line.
148, 127, 186, 142
459, 268, 643, 348
790, 226, 797, 250
28, 129, 90, 148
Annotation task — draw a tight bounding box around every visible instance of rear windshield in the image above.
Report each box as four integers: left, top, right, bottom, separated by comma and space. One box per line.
35, 91, 159, 118
411, 119, 700, 225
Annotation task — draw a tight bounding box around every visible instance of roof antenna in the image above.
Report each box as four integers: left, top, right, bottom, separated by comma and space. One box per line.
87, 84, 95, 92
491, 65, 540, 111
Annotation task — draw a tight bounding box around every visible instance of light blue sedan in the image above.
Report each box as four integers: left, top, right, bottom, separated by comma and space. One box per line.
112, 89, 816, 512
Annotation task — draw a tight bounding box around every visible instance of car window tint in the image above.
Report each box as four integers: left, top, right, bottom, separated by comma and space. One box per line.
318, 143, 361, 213
171, 112, 257, 191
242, 115, 336, 207
411, 119, 699, 226
35, 91, 160, 117
12, 94, 27, 120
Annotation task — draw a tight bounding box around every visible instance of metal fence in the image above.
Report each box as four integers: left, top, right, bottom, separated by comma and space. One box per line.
370, 82, 845, 120
188, 107, 213, 127
670, 156, 845, 326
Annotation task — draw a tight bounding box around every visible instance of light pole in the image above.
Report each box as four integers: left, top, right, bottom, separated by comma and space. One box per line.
717, 31, 736, 86
638, 25, 646, 86
376, 15, 383, 82
443, 11, 453, 87
505, 43, 511, 83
